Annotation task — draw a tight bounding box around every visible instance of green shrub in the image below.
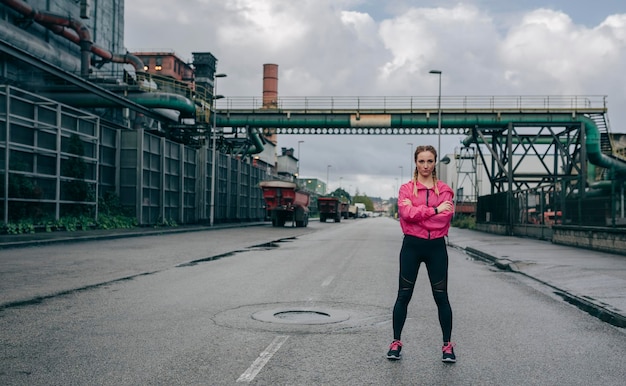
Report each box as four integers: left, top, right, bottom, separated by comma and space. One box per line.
451, 216, 476, 229
96, 213, 137, 230
154, 217, 178, 228
2, 220, 35, 234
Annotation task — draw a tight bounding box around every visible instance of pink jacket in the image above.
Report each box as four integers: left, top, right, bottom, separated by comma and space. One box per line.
398, 179, 454, 239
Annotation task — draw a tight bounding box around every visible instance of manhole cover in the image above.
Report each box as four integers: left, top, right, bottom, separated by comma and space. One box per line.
274, 310, 330, 321
253, 308, 350, 325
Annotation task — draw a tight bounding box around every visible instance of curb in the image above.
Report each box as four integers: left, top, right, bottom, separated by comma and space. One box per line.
461, 246, 626, 328
0, 222, 268, 250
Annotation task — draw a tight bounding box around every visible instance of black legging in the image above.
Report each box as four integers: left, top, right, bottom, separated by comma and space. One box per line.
392, 234, 453, 343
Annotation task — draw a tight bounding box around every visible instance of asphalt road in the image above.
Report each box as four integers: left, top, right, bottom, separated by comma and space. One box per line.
1, 218, 625, 385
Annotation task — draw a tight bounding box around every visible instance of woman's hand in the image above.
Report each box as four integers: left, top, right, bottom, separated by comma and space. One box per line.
436, 200, 454, 213
401, 198, 412, 206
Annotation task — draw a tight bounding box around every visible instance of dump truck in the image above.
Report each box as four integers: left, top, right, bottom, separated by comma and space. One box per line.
317, 196, 342, 222
259, 180, 310, 227
340, 202, 350, 219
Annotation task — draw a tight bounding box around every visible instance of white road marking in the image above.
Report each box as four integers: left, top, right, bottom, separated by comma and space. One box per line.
236, 335, 289, 383
321, 275, 335, 287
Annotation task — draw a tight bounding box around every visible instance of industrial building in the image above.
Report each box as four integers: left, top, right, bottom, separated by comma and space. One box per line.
1, 1, 625, 255
0, 0, 276, 226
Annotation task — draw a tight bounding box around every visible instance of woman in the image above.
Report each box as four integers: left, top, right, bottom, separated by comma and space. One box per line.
386, 145, 456, 363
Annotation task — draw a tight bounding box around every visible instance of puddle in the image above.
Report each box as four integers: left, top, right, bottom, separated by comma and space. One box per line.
177, 251, 244, 267
177, 237, 297, 267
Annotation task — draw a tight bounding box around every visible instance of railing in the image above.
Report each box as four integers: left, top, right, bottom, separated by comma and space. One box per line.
216, 95, 608, 112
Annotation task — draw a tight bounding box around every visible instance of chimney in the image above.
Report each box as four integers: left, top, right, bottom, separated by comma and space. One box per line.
263, 63, 278, 144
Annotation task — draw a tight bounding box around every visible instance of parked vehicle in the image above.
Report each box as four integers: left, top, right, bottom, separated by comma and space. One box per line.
525, 208, 562, 226
318, 196, 342, 222
259, 180, 310, 227
355, 203, 367, 218
348, 204, 359, 219
340, 202, 350, 219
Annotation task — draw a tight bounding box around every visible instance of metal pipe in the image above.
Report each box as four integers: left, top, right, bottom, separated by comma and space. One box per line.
40, 91, 195, 118
0, 19, 81, 71
1, 0, 144, 74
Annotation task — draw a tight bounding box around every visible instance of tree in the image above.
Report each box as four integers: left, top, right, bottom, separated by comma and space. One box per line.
330, 188, 351, 203
353, 194, 374, 211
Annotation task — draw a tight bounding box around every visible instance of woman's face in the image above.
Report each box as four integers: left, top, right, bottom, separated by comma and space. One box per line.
416, 150, 436, 178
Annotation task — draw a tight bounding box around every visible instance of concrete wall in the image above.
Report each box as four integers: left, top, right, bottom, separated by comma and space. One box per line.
475, 222, 626, 256
552, 226, 626, 256
511, 224, 554, 241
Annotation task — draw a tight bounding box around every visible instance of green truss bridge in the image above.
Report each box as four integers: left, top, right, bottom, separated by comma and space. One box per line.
215, 95, 625, 184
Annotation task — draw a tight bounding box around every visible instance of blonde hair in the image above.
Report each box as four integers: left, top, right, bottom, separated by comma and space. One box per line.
412, 145, 440, 197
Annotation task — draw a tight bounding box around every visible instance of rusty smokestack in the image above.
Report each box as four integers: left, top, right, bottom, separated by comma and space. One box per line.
263, 63, 278, 144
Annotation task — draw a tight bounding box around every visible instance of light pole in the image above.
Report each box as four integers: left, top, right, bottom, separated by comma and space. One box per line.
326, 164, 332, 194
429, 69, 442, 176
297, 140, 304, 175
406, 142, 413, 179
395, 177, 399, 198
399, 165, 403, 184
339, 176, 343, 189
209, 73, 227, 227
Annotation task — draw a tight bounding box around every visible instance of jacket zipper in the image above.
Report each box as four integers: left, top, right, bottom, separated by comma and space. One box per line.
426, 190, 431, 239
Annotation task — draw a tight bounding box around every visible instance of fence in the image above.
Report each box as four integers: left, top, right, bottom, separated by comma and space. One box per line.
0, 85, 268, 227
476, 180, 626, 237
0, 86, 99, 223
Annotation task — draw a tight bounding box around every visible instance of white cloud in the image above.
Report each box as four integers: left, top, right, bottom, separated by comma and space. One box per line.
124, 1, 626, 199
499, 9, 626, 94
378, 4, 500, 94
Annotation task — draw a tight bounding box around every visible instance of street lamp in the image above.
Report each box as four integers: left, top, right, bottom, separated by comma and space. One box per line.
438, 155, 451, 182
406, 142, 413, 179
399, 165, 403, 184
326, 164, 332, 194
209, 73, 227, 227
297, 140, 304, 175
429, 69, 442, 176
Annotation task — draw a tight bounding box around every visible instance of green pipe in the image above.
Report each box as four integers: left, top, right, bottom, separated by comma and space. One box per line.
233, 127, 264, 155
218, 112, 589, 129
248, 127, 264, 154
467, 137, 570, 145
461, 115, 626, 176
216, 111, 626, 175
43, 92, 196, 118
217, 113, 352, 128
45, 92, 263, 153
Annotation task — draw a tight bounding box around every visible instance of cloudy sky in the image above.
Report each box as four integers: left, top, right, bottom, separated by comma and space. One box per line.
125, 0, 626, 199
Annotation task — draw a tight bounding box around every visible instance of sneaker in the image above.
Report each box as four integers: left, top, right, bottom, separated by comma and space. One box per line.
442, 342, 456, 363
387, 340, 402, 360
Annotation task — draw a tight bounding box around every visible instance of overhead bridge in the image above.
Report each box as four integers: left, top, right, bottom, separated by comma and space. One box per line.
215, 95, 626, 188
216, 95, 606, 133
